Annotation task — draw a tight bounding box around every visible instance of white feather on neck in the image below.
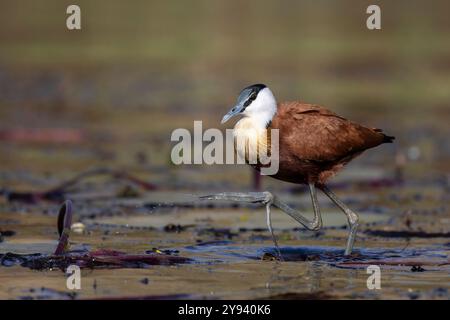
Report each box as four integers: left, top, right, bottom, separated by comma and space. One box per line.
232, 87, 277, 161
236, 87, 277, 130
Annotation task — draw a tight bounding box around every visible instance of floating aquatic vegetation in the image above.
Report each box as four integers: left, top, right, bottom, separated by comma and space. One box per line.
0, 200, 191, 270
0, 249, 191, 270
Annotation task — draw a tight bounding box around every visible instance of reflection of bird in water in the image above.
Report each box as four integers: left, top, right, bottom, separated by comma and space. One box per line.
203, 84, 394, 256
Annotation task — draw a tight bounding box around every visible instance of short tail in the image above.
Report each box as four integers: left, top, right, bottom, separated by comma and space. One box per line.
382, 134, 395, 143
373, 128, 395, 143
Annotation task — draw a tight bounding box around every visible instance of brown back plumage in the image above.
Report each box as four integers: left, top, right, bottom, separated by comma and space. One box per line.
266, 102, 394, 184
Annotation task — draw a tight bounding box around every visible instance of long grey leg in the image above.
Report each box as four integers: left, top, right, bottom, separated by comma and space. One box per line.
319, 185, 359, 255
265, 202, 282, 259
308, 183, 323, 231
200, 183, 323, 258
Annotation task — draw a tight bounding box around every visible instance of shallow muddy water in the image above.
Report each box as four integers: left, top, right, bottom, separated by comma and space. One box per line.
0, 182, 449, 300
1, 0, 450, 298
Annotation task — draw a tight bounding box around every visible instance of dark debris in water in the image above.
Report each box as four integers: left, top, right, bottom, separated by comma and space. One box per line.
197, 228, 238, 240
0, 249, 191, 270
164, 223, 192, 233
0, 201, 192, 270
261, 252, 280, 261
411, 265, 426, 272
0, 230, 16, 237
0, 229, 16, 243
365, 230, 450, 238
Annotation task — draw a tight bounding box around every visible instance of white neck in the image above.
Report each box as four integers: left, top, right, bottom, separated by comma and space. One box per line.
241, 87, 277, 128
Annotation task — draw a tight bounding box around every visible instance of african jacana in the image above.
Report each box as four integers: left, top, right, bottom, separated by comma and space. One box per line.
203, 84, 394, 256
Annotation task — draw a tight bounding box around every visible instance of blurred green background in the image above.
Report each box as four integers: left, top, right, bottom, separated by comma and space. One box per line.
0, 0, 449, 189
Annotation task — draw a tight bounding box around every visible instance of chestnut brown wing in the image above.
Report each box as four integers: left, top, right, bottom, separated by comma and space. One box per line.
275, 102, 388, 163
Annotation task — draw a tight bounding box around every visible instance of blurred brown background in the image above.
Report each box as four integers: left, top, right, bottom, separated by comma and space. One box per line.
0, 0, 449, 190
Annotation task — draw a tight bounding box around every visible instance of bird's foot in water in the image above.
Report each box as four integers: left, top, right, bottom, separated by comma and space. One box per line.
200, 191, 283, 260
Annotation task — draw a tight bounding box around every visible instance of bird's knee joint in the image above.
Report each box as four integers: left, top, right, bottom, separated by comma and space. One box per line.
346, 210, 359, 225
349, 218, 359, 229
309, 221, 322, 231
262, 191, 274, 204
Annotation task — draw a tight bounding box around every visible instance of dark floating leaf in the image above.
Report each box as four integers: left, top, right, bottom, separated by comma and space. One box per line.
411, 265, 426, 272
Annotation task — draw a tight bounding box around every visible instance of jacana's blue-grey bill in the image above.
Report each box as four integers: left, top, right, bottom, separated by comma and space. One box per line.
221, 103, 244, 124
